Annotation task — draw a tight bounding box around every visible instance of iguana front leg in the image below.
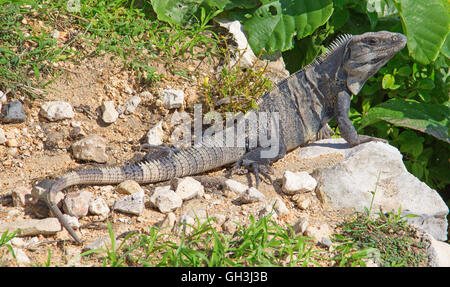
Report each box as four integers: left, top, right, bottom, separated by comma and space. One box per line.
336, 91, 387, 146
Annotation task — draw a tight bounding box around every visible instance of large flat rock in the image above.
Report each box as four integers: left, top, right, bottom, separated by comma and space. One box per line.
300, 138, 449, 241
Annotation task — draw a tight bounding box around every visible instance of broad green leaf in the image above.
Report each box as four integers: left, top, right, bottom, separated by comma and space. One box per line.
360, 99, 450, 143
397, 130, 424, 158
382, 74, 395, 89
396, 0, 450, 64
366, 0, 398, 18
150, 0, 203, 26
330, 6, 350, 30
243, 0, 333, 54
396, 66, 411, 77
441, 33, 450, 58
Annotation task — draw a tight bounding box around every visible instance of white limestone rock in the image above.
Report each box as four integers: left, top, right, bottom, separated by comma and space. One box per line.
40, 101, 74, 121
101, 101, 119, 124
71, 134, 108, 163
145, 121, 164, 146
282, 171, 317, 194
310, 139, 449, 241
238, 187, 265, 203
161, 89, 184, 109
150, 186, 182, 213
173, 177, 204, 201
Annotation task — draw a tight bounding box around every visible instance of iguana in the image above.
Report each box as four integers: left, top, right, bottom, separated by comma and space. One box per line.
39, 31, 406, 244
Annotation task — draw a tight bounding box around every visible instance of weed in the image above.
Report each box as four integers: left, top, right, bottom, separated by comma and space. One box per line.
79, 215, 320, 267
0, 0, 220, 98
331, 179, 427, 267
200, 39, 272, 114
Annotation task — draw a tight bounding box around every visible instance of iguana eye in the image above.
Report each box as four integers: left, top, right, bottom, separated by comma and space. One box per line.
366, 38, 379, 45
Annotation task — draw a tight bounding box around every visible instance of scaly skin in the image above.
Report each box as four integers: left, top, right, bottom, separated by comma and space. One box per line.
42, 31, 407, 243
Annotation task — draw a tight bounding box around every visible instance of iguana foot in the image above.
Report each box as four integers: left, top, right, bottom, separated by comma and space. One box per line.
316, 124, 335, 140
231, 158, 274, 187
351, 135, 388, 146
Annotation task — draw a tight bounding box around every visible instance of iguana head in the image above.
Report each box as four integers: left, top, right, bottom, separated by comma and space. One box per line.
343, 31, 407, 95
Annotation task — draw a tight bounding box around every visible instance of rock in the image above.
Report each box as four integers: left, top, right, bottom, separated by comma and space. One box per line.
69, 121, 86, 139
320, 237, 333, 248
183, 208, 208, 224
116, 180, 143, 195
71, 134, 108, 163
112, 190, 145, 216
89, 198, 110, 216
292, 217, 309, 234
174, 208, 209, 235
6, 138, 18, 147
211, 213, 227, 227
268, 197, 289, 217
123, 95, 141, 115
259, 197, 290, 219
292, 193, 311, 210
62, 214, 80, 229
158, 212, 177, 230
44, 131, 64, 150
224, 179, 248, 195
63, 190, 92, 218
11, 186, 32, 207
161, 89, 184, 109
222, 219, 237, 234
297, 138, 352, 160
173, 177, 204, 201
11, 248, 31, 265
214, 19, 256, 68
0, 218, 61, 236
149, 186, 182, 213
282, 171, 317, 195
31, 179, 63, 204
214, 19, 289, 83
69, 126, 86, 139
260, 51, 290, 84
305, 222, 333, 244
427, 234, 450, 267
175, 213, 196, 235
145, 121, 164, 146
9, 238, 27, 248
83, 237, 122, 253
311, 139, 449, 241
139, 91, 153, 101
238, 187, 265, 203
51, 29, 60, 39
40, 101, 74, 121
0, 128, 6, 144
124, 85, 133, 94
0, 90, 6, 103
1, 100, 26, 123
101, 101, 119, 124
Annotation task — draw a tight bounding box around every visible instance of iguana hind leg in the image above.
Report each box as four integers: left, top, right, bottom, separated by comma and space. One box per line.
230, 142, 286, 187
140, 144, 180, 161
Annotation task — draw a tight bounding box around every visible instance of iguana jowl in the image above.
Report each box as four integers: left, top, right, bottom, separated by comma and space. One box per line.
41, 31, 406, 243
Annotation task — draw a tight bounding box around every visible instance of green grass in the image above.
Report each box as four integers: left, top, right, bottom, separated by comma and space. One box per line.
331, 209, 428, 267
77, 215, 321, 267
330, 176, 428, 267
0, 211, 430, 267
0, 0, 220, 98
